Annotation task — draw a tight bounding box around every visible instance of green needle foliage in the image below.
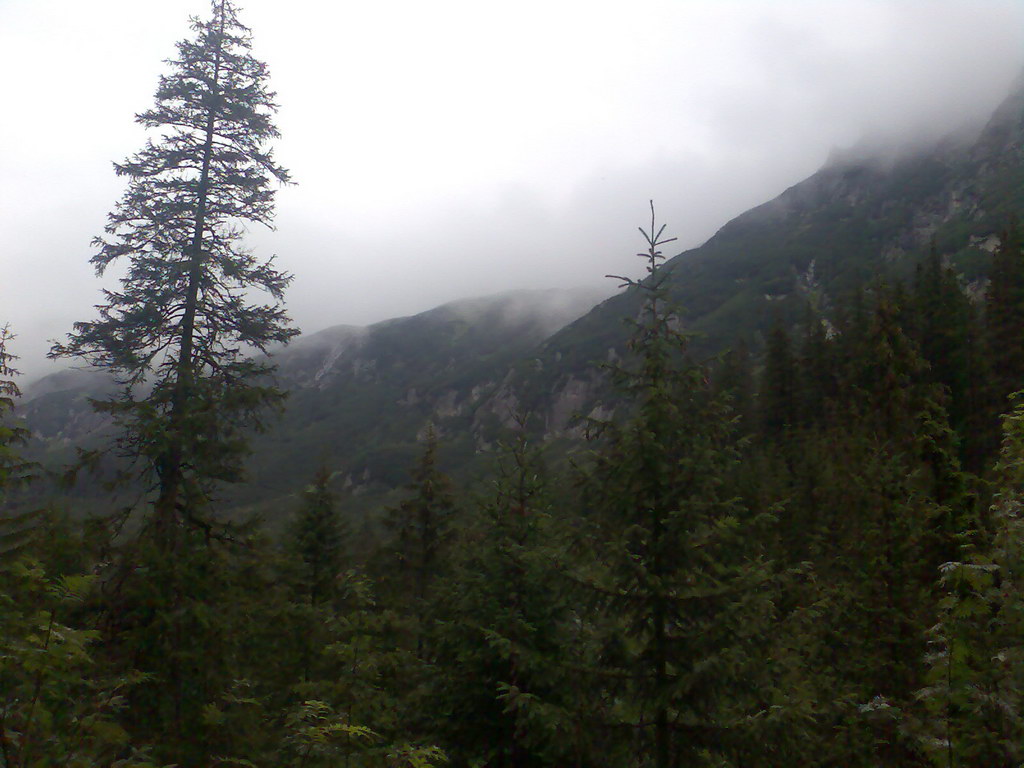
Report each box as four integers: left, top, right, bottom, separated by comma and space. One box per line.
289, 466, 348, 607
919, 395, 1024, 767
381, 426, 457, 658
436, 420, 573, 766
0, 326, 40, 562
50, 0, 296, 535
576, 204, 777, 767
0, 327, 33, 501
0, 558, 157, 767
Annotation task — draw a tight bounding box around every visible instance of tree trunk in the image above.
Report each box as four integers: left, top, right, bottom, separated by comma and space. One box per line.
155, 0, 227, 541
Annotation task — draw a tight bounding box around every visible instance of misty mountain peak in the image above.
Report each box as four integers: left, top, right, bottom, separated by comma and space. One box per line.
975, 65, 1024, 154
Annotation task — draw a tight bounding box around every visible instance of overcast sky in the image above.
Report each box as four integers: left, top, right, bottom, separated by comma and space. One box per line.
2, 0, 1023, 382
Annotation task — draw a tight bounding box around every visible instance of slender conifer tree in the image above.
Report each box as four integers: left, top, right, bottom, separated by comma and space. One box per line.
579, 204, 775, 767
0, 326, 31, 496
51, 0, 295, 537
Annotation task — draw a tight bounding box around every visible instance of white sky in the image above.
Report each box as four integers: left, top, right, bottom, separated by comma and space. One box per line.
2, 0, 1023, 381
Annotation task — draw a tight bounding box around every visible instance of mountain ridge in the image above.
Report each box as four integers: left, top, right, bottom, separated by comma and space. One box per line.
16, 72, 1024, 515
474, 71, 1024, 441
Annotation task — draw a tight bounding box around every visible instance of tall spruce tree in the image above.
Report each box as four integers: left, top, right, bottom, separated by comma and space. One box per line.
919, 395, 1024, 768
982, 221, 1024, 465
795, 303, 835, 429
987, 222, 1024, 402
289, 466, 347, 607
759, 317, 797, 440
382, 425, 457, 659
437, 421, 571, 766
46, 5, 295, 759
579, 205, 776, 767
911, 248, 970, 412
0, 326, 31, 499
713, 338, 754, 430
51, 0, 295, 536
0, 326, 40, 561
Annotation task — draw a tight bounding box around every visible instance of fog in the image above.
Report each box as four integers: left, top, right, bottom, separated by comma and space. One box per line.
2, 0, 1022, 382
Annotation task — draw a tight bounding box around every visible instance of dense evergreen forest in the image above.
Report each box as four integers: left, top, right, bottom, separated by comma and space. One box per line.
4, 2, 1024, 766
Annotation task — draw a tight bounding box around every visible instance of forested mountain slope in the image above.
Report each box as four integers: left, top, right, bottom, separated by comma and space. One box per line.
504, 70, 1024, 426
18, 71, 1024, 514
235, 287, 608, 510
18, 288, 606, 511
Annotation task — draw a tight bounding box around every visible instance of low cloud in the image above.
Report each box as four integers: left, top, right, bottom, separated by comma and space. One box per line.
3, 0, 1022, 383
